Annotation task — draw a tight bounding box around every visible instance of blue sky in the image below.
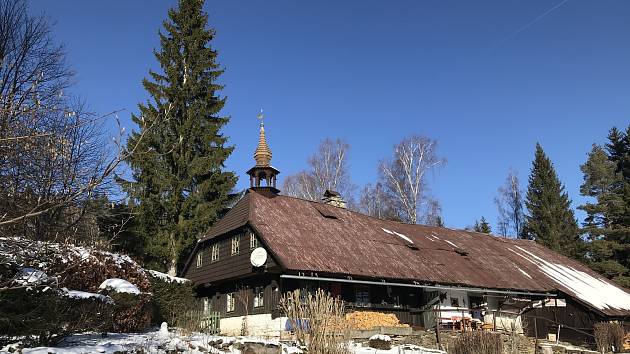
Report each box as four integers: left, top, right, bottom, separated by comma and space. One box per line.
30, 1, 630, 231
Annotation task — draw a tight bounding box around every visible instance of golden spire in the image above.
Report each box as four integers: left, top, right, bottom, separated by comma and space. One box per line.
254, 109, 272, 167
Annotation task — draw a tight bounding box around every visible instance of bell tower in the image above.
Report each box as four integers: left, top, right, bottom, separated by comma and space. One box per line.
246, 110, 280, 193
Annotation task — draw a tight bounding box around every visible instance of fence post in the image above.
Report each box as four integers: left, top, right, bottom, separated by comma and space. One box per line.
556, 324, 561, 344
534, 317, 539, 354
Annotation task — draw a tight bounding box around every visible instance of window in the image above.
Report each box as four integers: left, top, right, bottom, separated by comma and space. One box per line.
231, 235, 240, 255
203, 297, 210, 314
355, 286, 370, 307
211, 244, 219, 262
253, 287, 264, 308
249, 232, 258, 249
226, 293, 235, 312
196, 250, 203, 268
450, 297, 460, 307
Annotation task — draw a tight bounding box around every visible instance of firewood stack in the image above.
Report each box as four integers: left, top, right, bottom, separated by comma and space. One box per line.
345, 311, 410, 330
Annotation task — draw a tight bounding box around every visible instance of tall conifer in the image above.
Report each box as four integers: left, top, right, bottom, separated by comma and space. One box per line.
523, 144, 581, 259
124, 0, 236, 274
579, 126, 630, 287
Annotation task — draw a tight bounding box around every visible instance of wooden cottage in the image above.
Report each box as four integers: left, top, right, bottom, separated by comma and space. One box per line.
182, 119, 630, 341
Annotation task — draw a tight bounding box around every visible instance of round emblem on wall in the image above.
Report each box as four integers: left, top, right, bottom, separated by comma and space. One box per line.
250, 247, 268, 267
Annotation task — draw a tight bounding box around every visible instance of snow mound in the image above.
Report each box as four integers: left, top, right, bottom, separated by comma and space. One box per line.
369, 334, 391, 341
99, 278, 140, 294
63, 288, 113, 304
147, 269, 189, 284
14, 268, 51, 285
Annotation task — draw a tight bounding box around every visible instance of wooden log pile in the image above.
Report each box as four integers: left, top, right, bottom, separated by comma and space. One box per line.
345, 311, 410, 330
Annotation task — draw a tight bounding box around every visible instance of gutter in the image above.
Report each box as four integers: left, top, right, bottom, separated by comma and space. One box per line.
280, 274, 556, 298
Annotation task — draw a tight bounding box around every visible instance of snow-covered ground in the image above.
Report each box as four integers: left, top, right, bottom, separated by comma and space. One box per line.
1, 326, 445, 354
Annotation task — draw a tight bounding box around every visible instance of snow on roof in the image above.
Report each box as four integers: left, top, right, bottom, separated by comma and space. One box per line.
147, 269, 189, 284
516, 266, 532, 279
510, 246, 630, 311
381, 228, 414, 244
443, 240, 459, 249
99, 278, 140, 295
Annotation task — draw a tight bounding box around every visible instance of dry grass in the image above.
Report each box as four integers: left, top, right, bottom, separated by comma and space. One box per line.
279, 289, 350, 354
594, 322, 625, 353
450, 331, 503, 354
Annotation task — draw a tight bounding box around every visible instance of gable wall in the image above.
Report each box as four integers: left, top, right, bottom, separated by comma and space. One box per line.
184, 227, 278, 284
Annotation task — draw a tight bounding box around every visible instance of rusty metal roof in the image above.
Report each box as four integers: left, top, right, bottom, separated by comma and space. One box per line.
199, 189, 630, 317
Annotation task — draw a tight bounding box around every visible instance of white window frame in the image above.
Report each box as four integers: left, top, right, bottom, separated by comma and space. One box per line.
253, 287, 264, 308
226, 292, 235, 312
211, 244, 219, 262
196, 250, 203, 268
231, 235, 240, 255
250, 232, 258, 249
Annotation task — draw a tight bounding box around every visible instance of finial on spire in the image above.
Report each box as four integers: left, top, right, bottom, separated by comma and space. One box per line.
257, 109, 264, 126
253, 109, 272, 167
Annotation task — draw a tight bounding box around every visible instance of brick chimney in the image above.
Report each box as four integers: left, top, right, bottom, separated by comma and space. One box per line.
322, 190, 347, 209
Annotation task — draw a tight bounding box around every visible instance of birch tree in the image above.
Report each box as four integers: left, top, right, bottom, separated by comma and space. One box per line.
378, 135, 445, 224
283, 138, 355, 202
494, 170, 525, 238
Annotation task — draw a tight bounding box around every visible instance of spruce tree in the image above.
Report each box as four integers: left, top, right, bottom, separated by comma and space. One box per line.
523, 143, 581, 259
473, 217, 492, 234
579, 126, 630, 287
124, 0, 236, 275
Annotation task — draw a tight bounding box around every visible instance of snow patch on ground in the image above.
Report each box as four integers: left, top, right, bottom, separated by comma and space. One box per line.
99, 278, 140, 295
353, 342, 445, 354
14, 268, 51, 285
148, 269, 189, 284
382, 228, 414, 244
510, 246, 630, 311
369, 334, 391, 341
2, 330, 444, 354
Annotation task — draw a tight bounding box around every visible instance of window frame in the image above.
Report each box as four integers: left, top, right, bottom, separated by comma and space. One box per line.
249, 232, 258, 249
196, 250, 203, 268
231, 235, 240, 255
211, 244, 220, 262
253, 286, 264, 308
226, 292, 235, 312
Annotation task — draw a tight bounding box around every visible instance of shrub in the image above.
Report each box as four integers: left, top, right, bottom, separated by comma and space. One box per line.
107, 292, 152, 333
368, 335, 392, 350
451, 331, 503, 354
0, 288, 113, 347
594, 322, 625, 353
279, 289, 350, 354
148, 274, 196, 326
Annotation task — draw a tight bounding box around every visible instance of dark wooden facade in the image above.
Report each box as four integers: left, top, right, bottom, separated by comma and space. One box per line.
185, 226, 280, 285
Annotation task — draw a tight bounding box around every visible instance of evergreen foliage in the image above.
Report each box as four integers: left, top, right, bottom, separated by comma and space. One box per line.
473, 217, 492, 234
123, 0, 236, 274
149, 275, 197, 326
523, 143, 581, 259
579, 125, 630, 287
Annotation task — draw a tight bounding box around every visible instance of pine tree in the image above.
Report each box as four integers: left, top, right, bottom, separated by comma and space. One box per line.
579, 125, 630, 287
124, 0, 236, 275
523, 143, 581, 259
473, 217, 492, 234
